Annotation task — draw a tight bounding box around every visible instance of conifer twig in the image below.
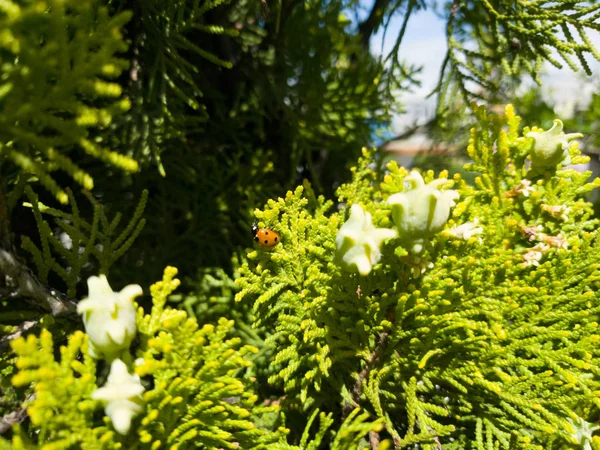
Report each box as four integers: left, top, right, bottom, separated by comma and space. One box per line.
343, 327, 390, 418
369, 430, 381, 449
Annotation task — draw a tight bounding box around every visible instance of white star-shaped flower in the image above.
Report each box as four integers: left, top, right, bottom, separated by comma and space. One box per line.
443, 219, 484, 242
542, 204, 571, 222
92, 359, 145, 435
541, 233, 568, 249
516, 179, 535, 197
334, 204, 397, 276
522, 243, 549, 267
566, 416, 600, 450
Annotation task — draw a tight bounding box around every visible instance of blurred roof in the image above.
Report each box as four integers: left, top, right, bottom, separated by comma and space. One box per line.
381, 126, 600, 156
381, 129, 458, 156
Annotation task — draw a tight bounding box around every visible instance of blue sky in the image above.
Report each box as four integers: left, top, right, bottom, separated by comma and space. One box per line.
367, 6, 600, 133
370, 8, 447, 131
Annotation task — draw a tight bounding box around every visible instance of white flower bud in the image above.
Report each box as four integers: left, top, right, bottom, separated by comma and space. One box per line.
77, 275, 142, 360
387, 171, 459, 253
527, 119, 582, 169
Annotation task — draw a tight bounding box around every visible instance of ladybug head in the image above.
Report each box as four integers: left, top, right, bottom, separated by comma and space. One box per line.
251, 223, 258, 236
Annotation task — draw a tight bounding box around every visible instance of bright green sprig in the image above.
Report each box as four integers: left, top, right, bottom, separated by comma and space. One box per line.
236, 184, 344, 408
21, 187, 148, 297
134, 267, 287, 449
0, 0, 138, 204
10, 330, 103, 448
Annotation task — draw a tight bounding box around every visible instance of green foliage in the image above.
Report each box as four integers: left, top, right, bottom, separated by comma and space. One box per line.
272, 1, 404, 191
3, 0, 412, 304
107, 0, 239, 170
298, 408, 388, 450
437, 0, 600, 115
510, 87, 558, 130
4, 0, 600, 448
0, 0, 138, 204
21, 186, 147, 298
10, 329, 99, 447
99, 144, 276, 289
171, 265, 242, 324
0, 350, 18, 421
6, 267, 288, 449
107, 0, 407, 192
236, 183, 339, 404
235, 106, 600, 447
565, 91, 600, 149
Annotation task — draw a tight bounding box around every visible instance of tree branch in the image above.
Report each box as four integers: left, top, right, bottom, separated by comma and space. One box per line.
0, 393, 35, 435
0, 320, 39, 353
351, 328, 389, 403
0, 249, 77, 319
342, 320, 390, 420
358, 0, 395, 50
369, 430, 381, 449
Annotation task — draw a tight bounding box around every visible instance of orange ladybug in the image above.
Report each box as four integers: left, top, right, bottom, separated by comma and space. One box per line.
252, 224, 280, 248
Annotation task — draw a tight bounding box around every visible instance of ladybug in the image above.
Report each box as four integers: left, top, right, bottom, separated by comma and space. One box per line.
252, 224, 280, 248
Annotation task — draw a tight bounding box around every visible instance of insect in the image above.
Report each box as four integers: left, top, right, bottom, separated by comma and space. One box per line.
252, 224, 280, 248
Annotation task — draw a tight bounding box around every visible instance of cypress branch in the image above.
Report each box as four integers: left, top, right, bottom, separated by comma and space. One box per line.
0, 0, 137, 204
21, 187, 147, 296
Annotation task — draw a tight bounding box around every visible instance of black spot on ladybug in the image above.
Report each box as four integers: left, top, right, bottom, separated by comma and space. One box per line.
264, 240, 268, 244
274, 237, 278, 241
265, 231, 269, 235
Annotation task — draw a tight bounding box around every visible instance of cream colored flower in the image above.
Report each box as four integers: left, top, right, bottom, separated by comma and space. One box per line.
542, 204, 571, 222
522, 243, 549, 267
442, 219, 483, 242
77, 275, 142, 360
515, 179, 535, 197
334, 204, 397, 276
566, 416, 600, 450
540, 233, 568, 250
92, 359, 145, 435
527, 119, 582, 169
505, 179, 535, 198
387, 170, 459, 253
